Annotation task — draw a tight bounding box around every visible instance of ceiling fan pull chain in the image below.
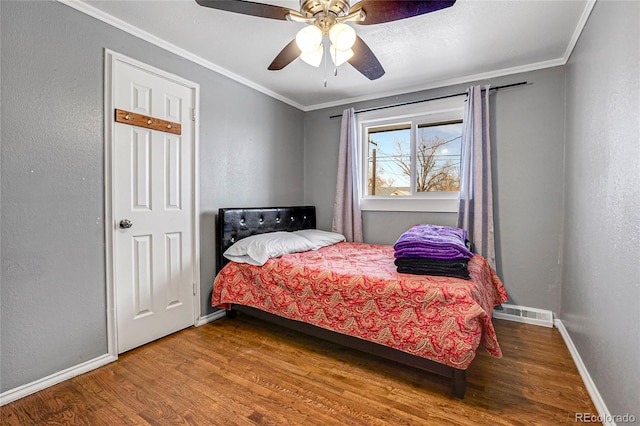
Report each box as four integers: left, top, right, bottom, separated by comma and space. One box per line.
323, 62, 327, 87
324, 38, 328, 87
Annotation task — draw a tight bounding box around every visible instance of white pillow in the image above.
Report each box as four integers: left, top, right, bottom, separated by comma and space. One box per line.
223, 231, 317, 266
294, 229, 346, 249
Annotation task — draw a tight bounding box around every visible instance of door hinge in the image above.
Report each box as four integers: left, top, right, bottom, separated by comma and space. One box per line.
190, 108, 196, 121
193, 282, 197, 296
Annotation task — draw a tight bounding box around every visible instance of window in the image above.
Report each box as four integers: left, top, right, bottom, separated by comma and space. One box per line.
358, 96, 465, 212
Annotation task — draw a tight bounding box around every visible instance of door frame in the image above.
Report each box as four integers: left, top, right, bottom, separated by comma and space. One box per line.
104, 49, 201, 358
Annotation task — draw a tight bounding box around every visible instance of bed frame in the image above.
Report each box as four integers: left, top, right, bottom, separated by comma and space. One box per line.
216, 206, 467, 398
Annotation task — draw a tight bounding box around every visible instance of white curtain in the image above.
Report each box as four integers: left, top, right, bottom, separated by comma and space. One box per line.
458, 85, 496, 269
332, 107, 363, 242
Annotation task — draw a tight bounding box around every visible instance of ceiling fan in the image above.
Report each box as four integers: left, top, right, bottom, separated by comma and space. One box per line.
195, 0, 456, 81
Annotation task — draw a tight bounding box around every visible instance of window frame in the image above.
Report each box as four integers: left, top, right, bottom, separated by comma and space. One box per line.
357, 95, 466, 213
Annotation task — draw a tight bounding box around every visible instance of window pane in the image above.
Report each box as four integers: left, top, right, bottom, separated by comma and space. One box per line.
366, 124, 411, 196
416, 121, 462, 192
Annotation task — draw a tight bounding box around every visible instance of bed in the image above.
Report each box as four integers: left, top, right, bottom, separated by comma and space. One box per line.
212, 206, 508, 398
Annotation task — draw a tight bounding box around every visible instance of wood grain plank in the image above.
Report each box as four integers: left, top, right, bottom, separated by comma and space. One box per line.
1, 317, 598, 425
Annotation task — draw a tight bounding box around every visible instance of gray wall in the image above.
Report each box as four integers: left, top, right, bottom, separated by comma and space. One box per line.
1, 0, 304, 392
304, 66, 567, 313
562, 0, 640, 418
3, 0, 638, 418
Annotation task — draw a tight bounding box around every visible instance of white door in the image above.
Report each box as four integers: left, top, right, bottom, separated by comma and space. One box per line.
112, 58, 196, 353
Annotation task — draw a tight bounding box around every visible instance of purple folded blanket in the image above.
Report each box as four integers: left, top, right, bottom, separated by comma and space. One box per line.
394, 224, 473, 261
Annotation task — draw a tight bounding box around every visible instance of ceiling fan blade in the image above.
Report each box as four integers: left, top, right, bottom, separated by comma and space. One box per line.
268, 39, 302, 71
348, 36, 385, 80
194, 0, 295, 20
351, 0, 456, 25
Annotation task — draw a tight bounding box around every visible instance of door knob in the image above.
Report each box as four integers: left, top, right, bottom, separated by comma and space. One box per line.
119, 219, 133, 229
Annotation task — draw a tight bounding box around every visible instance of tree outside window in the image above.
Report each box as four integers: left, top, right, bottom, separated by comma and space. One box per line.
366, 121, 462, 196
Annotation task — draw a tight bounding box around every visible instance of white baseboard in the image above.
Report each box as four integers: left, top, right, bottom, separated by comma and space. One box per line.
555, 319, 615, 426
195, 309, 226, 326
1, 311, 225, 406
0, 353, 117, 406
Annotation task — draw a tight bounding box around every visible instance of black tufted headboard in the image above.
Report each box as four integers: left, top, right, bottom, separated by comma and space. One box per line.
216, 206, 316, 272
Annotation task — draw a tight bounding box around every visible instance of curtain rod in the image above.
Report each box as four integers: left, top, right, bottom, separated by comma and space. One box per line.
329, 81, 528, 119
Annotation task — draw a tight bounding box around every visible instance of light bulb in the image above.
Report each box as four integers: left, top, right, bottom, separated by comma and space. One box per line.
329, 23, 356, 51
330, 45, 354, 66
300, 44, 324, 67
295, 25, 323, 53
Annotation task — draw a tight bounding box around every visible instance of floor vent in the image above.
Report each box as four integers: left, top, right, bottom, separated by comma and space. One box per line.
493, 304, 554, 328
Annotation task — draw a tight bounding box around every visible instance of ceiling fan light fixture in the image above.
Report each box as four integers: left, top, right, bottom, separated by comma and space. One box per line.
196, 0, 458, 80
295, 25, 323, 53
300, 44, 324, 67
330, 45, 354, 66
329, 23, 356, 51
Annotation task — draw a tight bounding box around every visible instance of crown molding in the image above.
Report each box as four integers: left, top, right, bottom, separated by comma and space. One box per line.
55, 0, 306, 111
290, 0, 598, 111
563, 0, 596, 63
56, 0, 596, 113
303, 57, 566, 111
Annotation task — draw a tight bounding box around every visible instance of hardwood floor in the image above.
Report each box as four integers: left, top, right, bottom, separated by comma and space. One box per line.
2, 314, 597, 425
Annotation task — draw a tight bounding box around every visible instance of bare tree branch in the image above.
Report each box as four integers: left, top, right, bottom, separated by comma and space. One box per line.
393, 135, 460, 192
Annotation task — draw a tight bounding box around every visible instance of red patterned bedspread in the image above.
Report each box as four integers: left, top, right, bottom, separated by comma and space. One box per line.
212, 242, 508, 369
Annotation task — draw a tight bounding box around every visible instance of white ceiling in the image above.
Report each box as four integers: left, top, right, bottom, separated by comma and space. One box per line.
68, 0, 594, 111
